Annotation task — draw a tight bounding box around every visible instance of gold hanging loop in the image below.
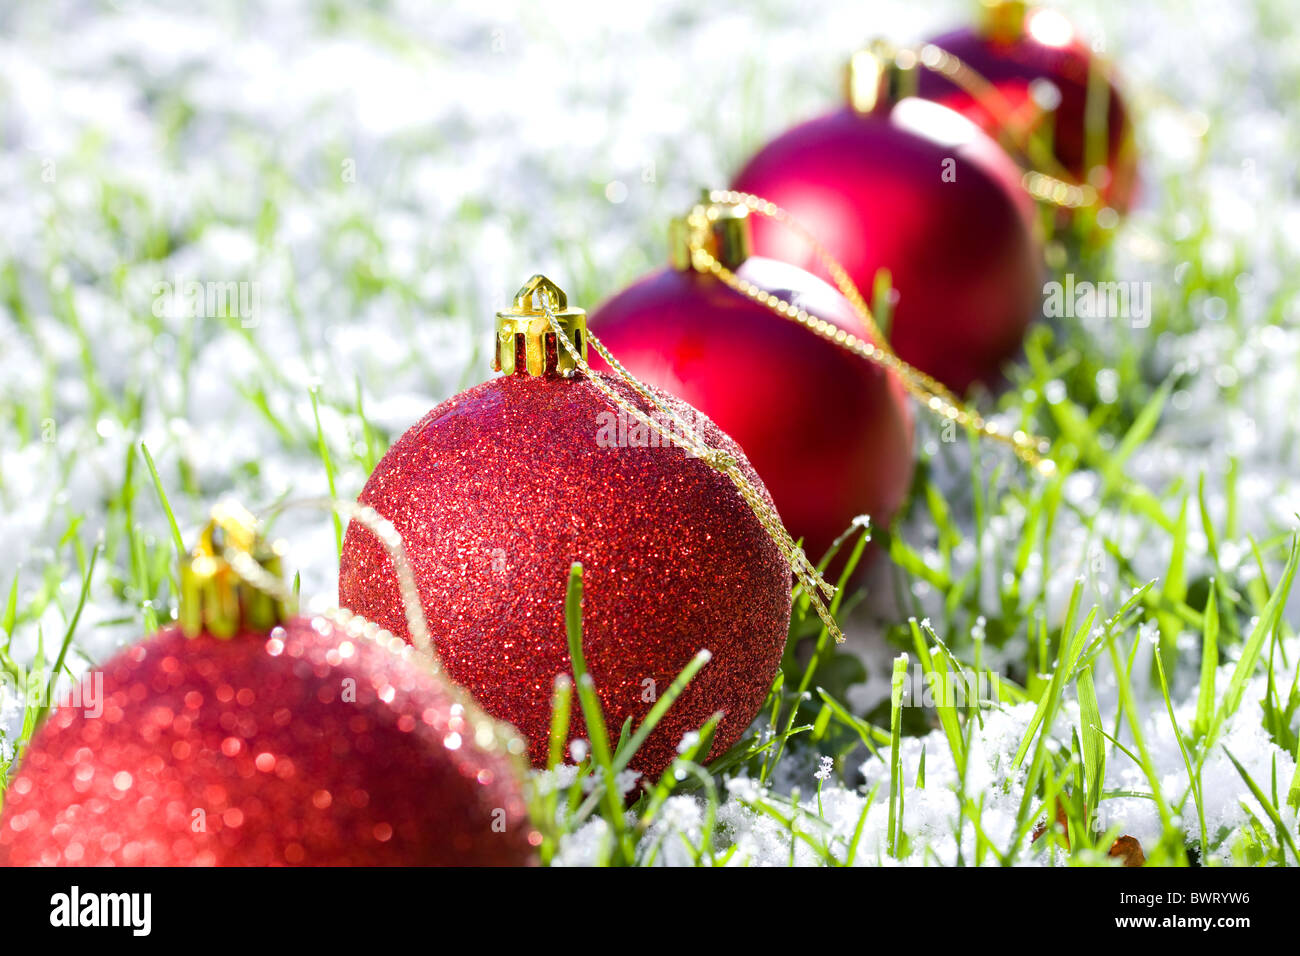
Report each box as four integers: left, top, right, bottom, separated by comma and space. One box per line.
494, 274, 589, 377
179, 501, 292, 639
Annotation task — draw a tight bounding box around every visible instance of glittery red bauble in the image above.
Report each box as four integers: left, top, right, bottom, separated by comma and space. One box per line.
588, 258, 914, 564
731, 99, 1042, 394
338, 372, 792, 781
0, 617, 534, 866
916, 9, 1138, 212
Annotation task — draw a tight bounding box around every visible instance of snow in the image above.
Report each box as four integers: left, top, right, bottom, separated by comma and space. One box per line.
1, 0, 1299, 864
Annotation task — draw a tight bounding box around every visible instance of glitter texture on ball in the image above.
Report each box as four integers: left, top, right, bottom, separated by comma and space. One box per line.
338, 370, 793, 781
0, 616, 535, 866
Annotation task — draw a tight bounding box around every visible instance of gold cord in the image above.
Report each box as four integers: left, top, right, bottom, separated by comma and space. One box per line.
530, 181, 1062, 643
252, 497, 440, 665
914, 43, 1098, 210
216, 498, 527, 760
700, 190, 1056, 477
541, 301, 846, 645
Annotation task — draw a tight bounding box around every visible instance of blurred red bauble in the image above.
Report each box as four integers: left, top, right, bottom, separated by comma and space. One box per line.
915, 0, 1138, 213
588, 199, 914, 565
339, 276, 792, 781
731, 44, 1042, 395
0, 506, 534, 867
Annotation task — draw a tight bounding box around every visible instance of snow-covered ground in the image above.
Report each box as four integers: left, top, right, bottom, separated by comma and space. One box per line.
2, 0, 1299, 864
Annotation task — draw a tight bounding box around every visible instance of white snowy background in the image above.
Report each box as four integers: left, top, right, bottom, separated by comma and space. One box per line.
2, 0, 1299, 864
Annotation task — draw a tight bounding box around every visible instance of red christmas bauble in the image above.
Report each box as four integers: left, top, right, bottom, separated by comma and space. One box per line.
731, 84, 1042, 395
915, 4, 1138, 212
588, 234, 913, 565
0, 616, 534, 866
338, 319, 792, 780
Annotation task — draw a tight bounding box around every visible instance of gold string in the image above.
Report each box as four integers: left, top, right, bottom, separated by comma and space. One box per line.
540, 300, 846, 645
222, 564, 523, 759
914, 43, 1099, 211
701, 190, 1056, 477
254, 497, 439, 665
228, 499, 528, 758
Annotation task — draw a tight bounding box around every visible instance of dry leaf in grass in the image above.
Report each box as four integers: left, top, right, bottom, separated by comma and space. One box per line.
1109, 835, 1146, 866
1031, 801, 1071, 850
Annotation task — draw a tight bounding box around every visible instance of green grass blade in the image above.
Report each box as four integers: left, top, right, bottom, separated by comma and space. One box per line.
563, 563, 630, 861
1224, 747, 1300, 865
612, 648, 711, 774
887, 653, 907, 858
1076, 664, 1105, 834
1153, 639, 1208, 858
309, 388, 344, 560
139, 441, 185, 558
909, 618, 965, 777
1207, 535, 1299, 749
37, 540, 100, 726
1, 571, 17, 654
1194, 585, 1219, 739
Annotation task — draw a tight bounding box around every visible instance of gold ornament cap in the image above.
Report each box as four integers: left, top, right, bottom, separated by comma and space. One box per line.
845, 39, 919, 115
494, 274, 588, 377
670, 190, 752, 272
179, 501, 291, 639
976, 0, 1029, 43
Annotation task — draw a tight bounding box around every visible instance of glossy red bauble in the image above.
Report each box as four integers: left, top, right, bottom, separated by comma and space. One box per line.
916, 6, 1138, 212
589, 256, 914, 564
0, 617, 534, 866
732, 98, 1042, 395
338, 372, 792, 781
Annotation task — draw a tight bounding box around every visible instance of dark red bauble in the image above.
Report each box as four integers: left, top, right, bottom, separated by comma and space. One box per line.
338, 372, 792, 781
916, 6, 1138, 212
732, 98, 1042, 395
0, 617, 535, 866
588, 256, 914, 564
